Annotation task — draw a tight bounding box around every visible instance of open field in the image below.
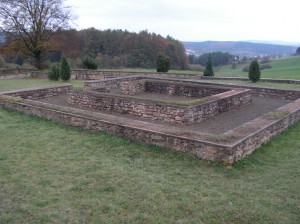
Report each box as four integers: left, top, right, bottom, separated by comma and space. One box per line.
215, 56, 300, 80
0, 107, 299, 223
87, 56, 300, 80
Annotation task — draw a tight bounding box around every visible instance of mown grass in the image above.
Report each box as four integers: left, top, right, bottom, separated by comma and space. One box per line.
215, 56, 300, 80
0, 108, 299, 223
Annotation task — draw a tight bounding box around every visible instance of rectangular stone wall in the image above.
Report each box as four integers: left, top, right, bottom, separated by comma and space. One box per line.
186, 90, 252, 122
120, 81, 145, 95
1, 97, 299, 164
145, 81, 228, 97
68, 91, 187, 124
2, 84, 73, 99
68, 88, 251, 124
186, 81, 300, 100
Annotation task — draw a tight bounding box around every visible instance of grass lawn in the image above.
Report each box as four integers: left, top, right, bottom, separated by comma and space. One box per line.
0, 78, 299, 223
0, 108, 299, 223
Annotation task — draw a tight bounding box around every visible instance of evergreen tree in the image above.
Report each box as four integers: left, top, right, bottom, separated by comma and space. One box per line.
48, 64, 60, 81
203, 54, 214, 76
60, 56, 71, 81
248, 59, 261, 82
296, 47, 300, 55
156, 53, 170, 72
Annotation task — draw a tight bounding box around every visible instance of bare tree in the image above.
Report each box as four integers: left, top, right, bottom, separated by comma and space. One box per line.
0, 0, 73, 69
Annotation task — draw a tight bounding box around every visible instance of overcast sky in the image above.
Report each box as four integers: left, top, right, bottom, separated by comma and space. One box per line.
66, 0, 299, 43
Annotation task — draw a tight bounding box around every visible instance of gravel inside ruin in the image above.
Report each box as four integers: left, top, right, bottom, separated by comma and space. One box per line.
37, 94, 291, 134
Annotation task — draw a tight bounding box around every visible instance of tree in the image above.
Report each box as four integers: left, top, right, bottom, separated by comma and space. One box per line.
248, 59, 261, 82
83, 56, 98, 70
60, 56, 71, 81
296, 47, 300, 55
0, 0, 72, 69
48, 64, 60, 81
156, 53, 170, 72
203, 54, 214, 76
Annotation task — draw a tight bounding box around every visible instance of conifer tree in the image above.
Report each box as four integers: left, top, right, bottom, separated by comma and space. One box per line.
248, 59, 261, 82
60, 56, 71, 81
203, 54, 214, 76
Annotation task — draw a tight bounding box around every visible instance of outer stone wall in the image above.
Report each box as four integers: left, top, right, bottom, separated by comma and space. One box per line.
2, 84, 73, 99
1, 95, 299, 164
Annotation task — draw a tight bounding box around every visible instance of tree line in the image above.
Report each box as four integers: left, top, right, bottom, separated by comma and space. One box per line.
1, 28, 188, 70
0, 0, 188, 70
53, 29, 188, 69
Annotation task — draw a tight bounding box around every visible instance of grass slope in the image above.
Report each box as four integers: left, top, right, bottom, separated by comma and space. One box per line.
215, 56, 300, 80
0, 108, 299, 223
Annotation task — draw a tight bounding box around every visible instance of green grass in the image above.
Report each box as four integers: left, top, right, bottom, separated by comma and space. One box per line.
201, 80, 300, 90
0, 78, 300, 223
0, 108, 299, 223
215, 56, 300, 80
0, 79, 85, 92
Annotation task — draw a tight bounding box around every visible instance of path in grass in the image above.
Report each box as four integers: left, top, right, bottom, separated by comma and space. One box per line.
0, 108, 299, 223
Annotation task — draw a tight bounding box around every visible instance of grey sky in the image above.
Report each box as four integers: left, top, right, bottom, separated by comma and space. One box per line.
66, 0, 299, 43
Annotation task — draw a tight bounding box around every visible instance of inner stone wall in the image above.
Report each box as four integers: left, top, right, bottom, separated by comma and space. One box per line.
144, 81, 228, 97
68, 88, 252, 124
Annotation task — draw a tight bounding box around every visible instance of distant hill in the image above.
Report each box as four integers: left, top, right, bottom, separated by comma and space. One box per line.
183, 41, 297, 57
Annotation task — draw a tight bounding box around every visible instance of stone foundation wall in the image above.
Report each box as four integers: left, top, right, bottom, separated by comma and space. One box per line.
1, 96, 299, 164
1, 84, 73, 99
68, 88, 251, 124
144, 81, 228, 97
120, 81, 145, 95
85, 76, 300, 100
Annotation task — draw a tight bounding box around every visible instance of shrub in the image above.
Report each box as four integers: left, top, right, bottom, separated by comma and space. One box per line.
156, 53, 170, 72
242, 65, 250, 72
83, 56, 98, 70
203, 54, 214, 76
48, 64, 60, 81
231, 62, 237, 69
60, 56, 71, 81
260, 58, 271, 64
260, 63, 272, 70
248, 59, 261, 82
188, 64, 204, 71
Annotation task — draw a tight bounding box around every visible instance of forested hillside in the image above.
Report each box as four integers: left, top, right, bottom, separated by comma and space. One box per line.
1, 29, 188, 70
